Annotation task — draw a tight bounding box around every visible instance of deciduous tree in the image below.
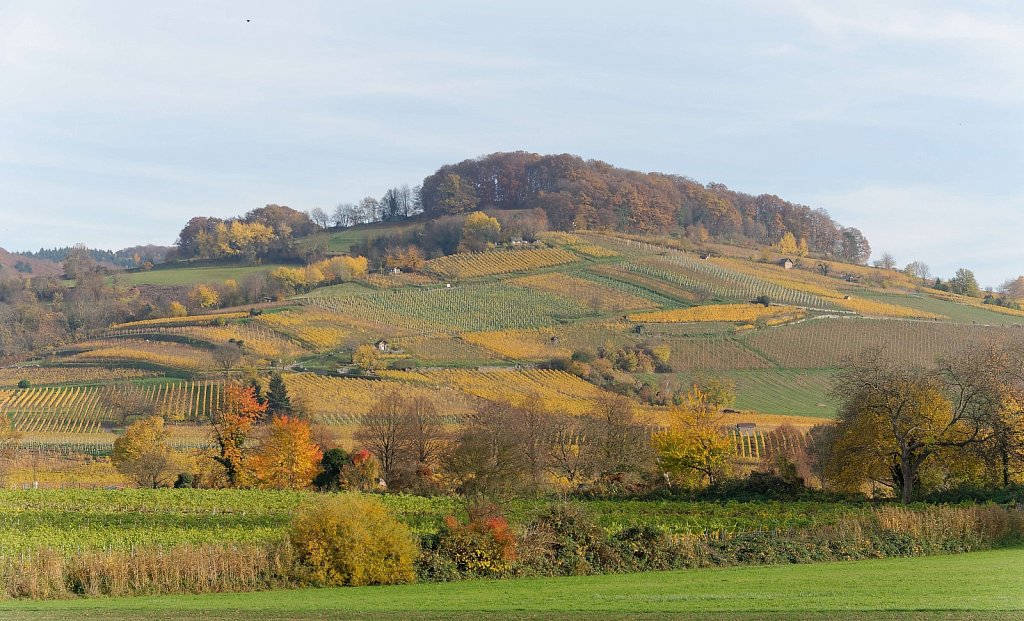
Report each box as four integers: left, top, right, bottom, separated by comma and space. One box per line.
211, 382, 267, 487
250, 415, 323, 490
112, 416, 176, 488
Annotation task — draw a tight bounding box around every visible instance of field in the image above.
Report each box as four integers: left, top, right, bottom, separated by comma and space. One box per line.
303, 222, 423, 254
3, 547, 1021, 620
0, 489, 869, 554
113, 264, 289, 286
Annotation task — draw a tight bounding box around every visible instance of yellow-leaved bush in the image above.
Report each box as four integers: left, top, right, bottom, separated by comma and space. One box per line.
289, 494, 417, 586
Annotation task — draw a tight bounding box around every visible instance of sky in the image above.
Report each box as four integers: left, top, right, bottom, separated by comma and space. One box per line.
0, 1, 1021, 286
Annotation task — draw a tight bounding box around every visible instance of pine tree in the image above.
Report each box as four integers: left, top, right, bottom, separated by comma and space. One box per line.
266, 373, 292, 417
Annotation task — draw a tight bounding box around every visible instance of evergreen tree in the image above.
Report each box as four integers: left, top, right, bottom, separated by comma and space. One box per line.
266, 373, 292, 416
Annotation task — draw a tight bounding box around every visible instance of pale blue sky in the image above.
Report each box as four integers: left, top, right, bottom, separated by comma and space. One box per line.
1, 1, 1021, 285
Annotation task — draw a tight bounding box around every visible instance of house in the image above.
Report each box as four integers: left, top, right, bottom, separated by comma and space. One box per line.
549, 336, 560, 346
375, 339, 389, 352
390, 267, 402, 275
698, 252, 712, 260
779, 258, 794, 270
510, 235, 526, 245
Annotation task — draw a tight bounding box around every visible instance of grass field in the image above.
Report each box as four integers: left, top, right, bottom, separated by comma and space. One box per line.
4, 547, 1021, 620
304, 222, 423, 254
714, 368, 836, 418
858, 291, 1024, 327
113, 264, 289, 286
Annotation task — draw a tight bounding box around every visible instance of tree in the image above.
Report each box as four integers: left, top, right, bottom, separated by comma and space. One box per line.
773, 232, 799, 256
398, 395, 445, 471
653, 387, 733, 488
112, 416, 176, 488
583, 393, 651, 477
352, 344, 386, 372
309, 207, 330, 229
828, 348, 998, 502
188, 284, 220, 309
903, 261, 931, 281
103, 386, 159, 426
359, 196, 380, 223
211, 382, 268, 487
460, 211, 501, 252
250, 415, 323, 490
873, 252, 897, 270
948, 268, 981, 297
355, 390, 408, 486
433, 173, 478, 215
212, 342, 244, 377
266, 373, 292, 417
313, 447, 350, 491
839, 227, 871, 264
1000, 276, 1024, 301
443, 400, 525, 497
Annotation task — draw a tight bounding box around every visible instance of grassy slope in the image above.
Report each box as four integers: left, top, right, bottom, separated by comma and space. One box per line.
4, 547, 1022, 620
113, 264, 288, 286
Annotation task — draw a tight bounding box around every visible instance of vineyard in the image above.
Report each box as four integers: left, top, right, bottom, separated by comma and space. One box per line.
303, 282, 593, 331
509, 272, 657, 312
69, 339, 216, 371
628, 303, 804, 324
0, 366, 155, 388
0, 381, 224, 436
741, 317, 1022, 368
424, 247, 580, 279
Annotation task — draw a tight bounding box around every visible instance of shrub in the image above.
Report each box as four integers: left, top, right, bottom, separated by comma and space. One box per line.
289, 494, 417, 586
425, 502, 517, 578
17, 379, 29, 389
173, 473, 195, 488
520, 504, 619, 576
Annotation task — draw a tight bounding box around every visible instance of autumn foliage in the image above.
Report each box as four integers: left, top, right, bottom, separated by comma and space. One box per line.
250, 416, 323, 490
212, 382, 267, 487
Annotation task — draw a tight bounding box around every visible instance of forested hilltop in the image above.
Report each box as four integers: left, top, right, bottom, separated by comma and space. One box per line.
420, 152, 871, 262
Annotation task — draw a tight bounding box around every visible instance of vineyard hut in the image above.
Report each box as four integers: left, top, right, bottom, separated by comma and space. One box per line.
549, 336, 560, 346
376, 339, 389, 352
779, 258, 794, 270
735, 422, 757, 435
699, 252, 712, 260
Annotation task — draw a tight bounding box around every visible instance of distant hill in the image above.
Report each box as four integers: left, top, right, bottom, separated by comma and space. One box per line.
0, 247, 63, 279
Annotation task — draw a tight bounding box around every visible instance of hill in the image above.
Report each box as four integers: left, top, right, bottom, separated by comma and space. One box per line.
0, 247, 62, 279
3, 229, 1022, 456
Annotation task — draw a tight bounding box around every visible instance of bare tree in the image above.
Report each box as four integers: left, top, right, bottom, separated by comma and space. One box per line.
102, 385, 159, 426
399, 395, 445, 467
355, 390, 408, 485
548, 413, 591, 487
309, 207, 330, 229
213, 342, 244, 377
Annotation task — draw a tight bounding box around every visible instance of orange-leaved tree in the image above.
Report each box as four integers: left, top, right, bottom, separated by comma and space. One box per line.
250, 415, 323, 490
212, 381, 267, 487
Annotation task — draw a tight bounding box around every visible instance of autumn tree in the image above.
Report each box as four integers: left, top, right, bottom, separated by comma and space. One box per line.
211, 382, 268, 487
827, 348, 1001, 502
459, 211, 501, 252
773, 232, 799, 256
308, 207, 330, 229
112, 416, 176, 488
250, 415, 323, 490
352, 344, 386, 372
1000, 276, 1024, 301
873, 252, 897, 270
653, 386, 734, 488
904, 261, 931, 281
398, 395, 445, 473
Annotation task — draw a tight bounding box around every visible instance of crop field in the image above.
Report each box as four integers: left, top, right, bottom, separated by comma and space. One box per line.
741, 317, 1022, 368
113, 264, 288, 287
424, 247, 580, 279
303, 282, 593, 331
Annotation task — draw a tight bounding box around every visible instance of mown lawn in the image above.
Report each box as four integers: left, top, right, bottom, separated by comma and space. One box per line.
3, 547, 1022, 620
